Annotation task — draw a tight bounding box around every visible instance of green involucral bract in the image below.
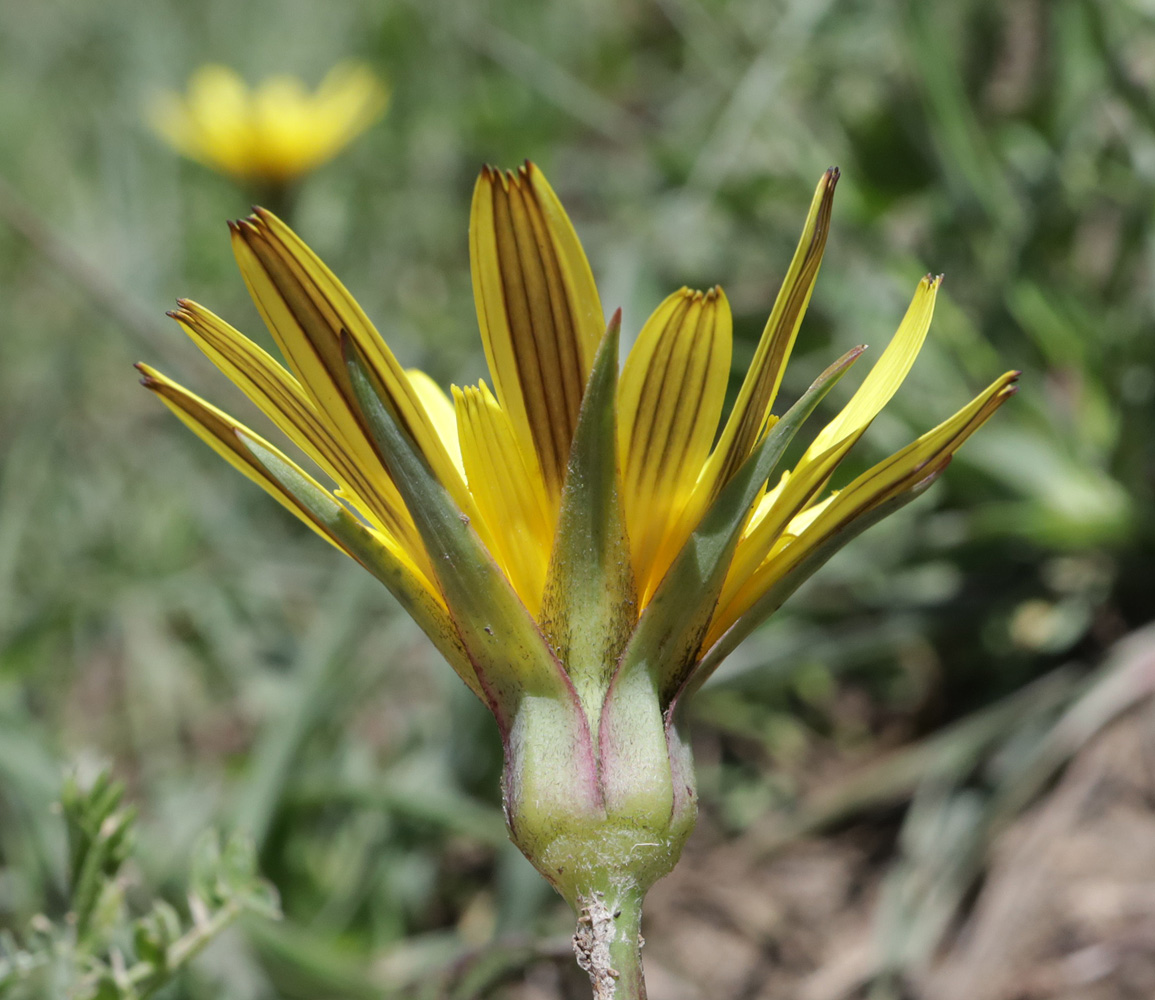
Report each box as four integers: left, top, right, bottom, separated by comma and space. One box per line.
345, 323, 693, 906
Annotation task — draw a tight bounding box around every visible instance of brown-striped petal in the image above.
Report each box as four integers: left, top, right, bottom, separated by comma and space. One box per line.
469, 163, 604, 504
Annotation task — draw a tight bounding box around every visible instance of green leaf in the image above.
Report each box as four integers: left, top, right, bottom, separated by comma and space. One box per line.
682, 468, 943, 702
239, 881, 282, 921
189, 830, 223, 907
218, 831, 258, 891
612, 346, 865, 707
540, 313, 636, 729
133, 902, 182, 969
341, 331, 578, 730
61, 769, 137, 944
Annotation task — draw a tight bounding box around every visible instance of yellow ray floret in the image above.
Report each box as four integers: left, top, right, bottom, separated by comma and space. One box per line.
454, 382, 555, 615
655, 169, 840, 573
149, 63, 388, 184
229, 209, 496, 555
718, 274, 942, 611
141, 161, 1015, 711
806, 275, 940, 457
470, 163, 605, 505
136, 364, 435, 597
617, 287, 732, 602
407, 368, 464, 478
698, 168, 839, 498
168, 298, 422, 556
707, 369, 1020, 643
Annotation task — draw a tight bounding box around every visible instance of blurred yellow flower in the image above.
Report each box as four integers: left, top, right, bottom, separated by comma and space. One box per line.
149, 63, 388, 185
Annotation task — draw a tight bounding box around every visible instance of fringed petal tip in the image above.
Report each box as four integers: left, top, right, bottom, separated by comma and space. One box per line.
166, 299, 197, 322
477, 160, 543, 190
477, 163, 512, 192
674, 285, 724, 305
228, 214, 282, 247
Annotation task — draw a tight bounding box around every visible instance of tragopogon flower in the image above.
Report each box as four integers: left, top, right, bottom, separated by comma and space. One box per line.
148, 63, 387, 186
138, 164, 1016, 998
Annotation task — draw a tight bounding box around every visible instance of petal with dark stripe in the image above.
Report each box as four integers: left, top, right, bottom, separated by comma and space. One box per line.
699, 168, 840, 496
231, 209, 478, 527
454, 381, 554, 615
717, 274, 942, 613
169, 299, 424, 560
708, 370, 1020, 642
135, 365, 482, 695
469, 163, 604, 503
617, 287, 731, 602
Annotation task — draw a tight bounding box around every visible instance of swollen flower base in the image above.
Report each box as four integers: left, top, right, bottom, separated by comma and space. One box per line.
139, 164, 1016, 998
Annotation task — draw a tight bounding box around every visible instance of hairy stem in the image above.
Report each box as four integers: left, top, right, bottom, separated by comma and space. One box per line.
572, 889, 647, 1000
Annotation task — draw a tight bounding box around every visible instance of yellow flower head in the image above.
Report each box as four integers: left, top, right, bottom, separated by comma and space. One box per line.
149, 63, 388, 185
138, 163, 1014, 687
138, 165, 1016, 902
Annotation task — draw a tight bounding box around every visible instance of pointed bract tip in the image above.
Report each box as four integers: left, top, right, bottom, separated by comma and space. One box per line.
817, 344, 867, 384
824, 166, 841, 188
607, 307, 623, 333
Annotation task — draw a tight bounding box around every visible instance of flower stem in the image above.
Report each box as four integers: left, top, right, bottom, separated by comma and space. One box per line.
572, 888, 647, 1000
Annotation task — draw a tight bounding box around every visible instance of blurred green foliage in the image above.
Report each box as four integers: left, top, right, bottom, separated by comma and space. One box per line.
1, 0, 1153, 995
1, 769, 278, 999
